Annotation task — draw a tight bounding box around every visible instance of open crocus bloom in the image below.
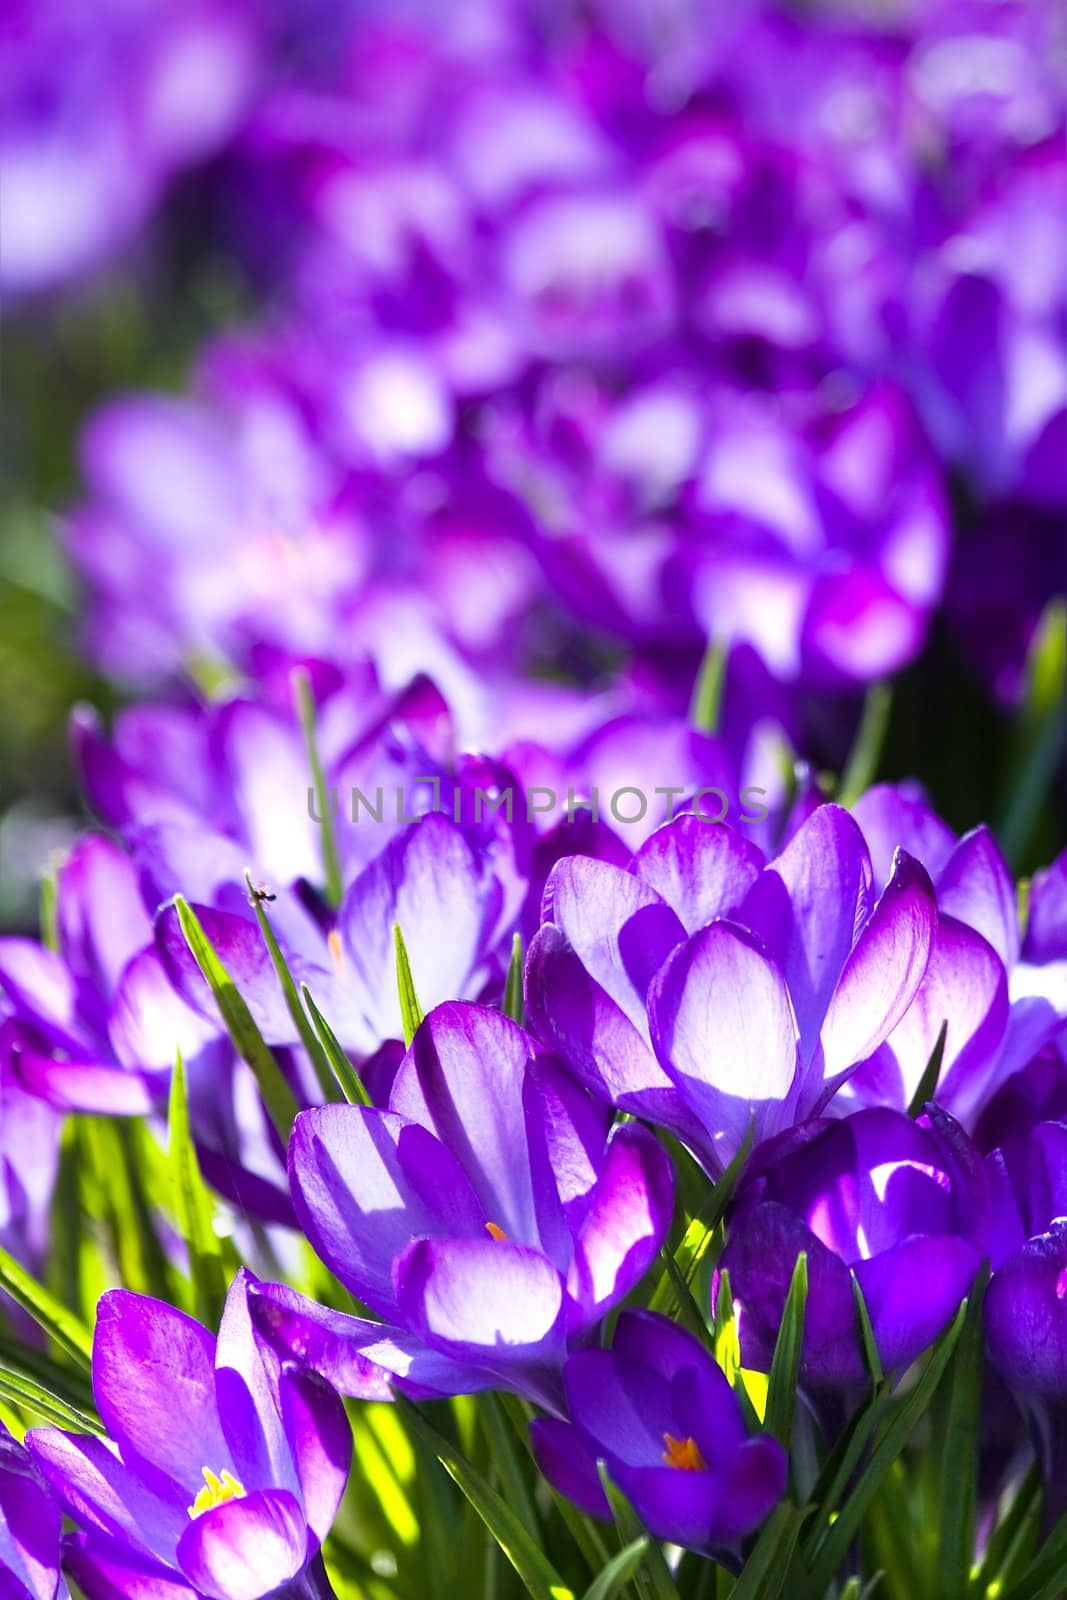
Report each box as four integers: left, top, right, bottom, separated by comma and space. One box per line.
527, 803, 937, 1171
721, 1106, 991, 1387
27, 1274, 350, 1600
531, 1310, 786, 1551
253, 1003, 673, 1410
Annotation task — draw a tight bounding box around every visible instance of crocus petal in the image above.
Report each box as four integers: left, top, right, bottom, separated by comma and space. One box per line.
529, 1418, 610, 1520
394, 1236, 566, 1389
109, 948, 221, 1074
214, 1271, 296, 1497
853, 1235, 979, 1373
987, 1222, 1067, 1398
176, 1488, 307, 1600
936, 825, 1020, 968
289, 1106, 485, 1317
629, 817, 765, 936
851, 783, 958, 886
57, 835, 154, 998
25, 1430, 186, 1562
1024, 850, 1067, 965
248, 1282, 492, 1402
542, 857, 684, 1038
154, 903, 300, 1043
819, 850, 936, 1085
65, 1534, 197, 1600
338, 814, 500, 1043
389, 1003, 541, 1246
525, 926, 703, 1151
10, 1052, 155, 1115
881, 916, 1008, 1121
740, 804, 873, 1054
91, 1292, 228, 1491
566, 1125, 675, 1332
648, 923, 799, 1166
278, 1365, 352, 1546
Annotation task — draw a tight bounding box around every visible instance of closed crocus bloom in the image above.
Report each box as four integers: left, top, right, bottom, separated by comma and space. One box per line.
531, 1311, 786, 1552
721, 1107, 989, 1387
0, 1424, 68, 1600
27, 1273, 351, 1600
528, 803, 936, 1171
254, 1003, 673, 1410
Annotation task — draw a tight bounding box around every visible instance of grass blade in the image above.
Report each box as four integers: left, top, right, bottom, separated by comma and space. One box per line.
581, 1539, 650, 1600
504, 933, 524, 1024
294, 665, 344, 908
838, 682, 893, 808
168, 1052, 228, 1324
244, 871, 339, 1104
764, 1253, 807, 1450
174, 895, 299, 1139
301, 984, 372, 1107
394, 923, 425, 1048
907, 1020, 948, 1119
395, 1396, 575, 1600
0, 1244, 92, 1369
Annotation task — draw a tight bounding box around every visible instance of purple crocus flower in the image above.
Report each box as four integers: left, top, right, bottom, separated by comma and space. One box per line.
843, 787, 1067, 1125
721, 1106, 992, 1387
0, 833, 219, 1116
531, 1310, 786, 1552
253, 1002, 674, 1409
527, 802, 936, 1171
27, 1272, 350, 1600
0, 1423, 68, 1600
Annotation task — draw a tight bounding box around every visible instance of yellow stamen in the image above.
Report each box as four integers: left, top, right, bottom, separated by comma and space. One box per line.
189, 1467, 247, 1519
485, 1222, 507, 1241
662, 1434, 706, 1472
327, 928, 345, 976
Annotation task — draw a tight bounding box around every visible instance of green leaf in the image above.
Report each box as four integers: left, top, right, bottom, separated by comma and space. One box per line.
690, 638, 727, 734
937, 1272, 988, 1600
168, 1052, 228, 1324
764, 1253, 807, 1449
648, 1123, 752, 1322
852, 1276, 884, 1387
907, 1019, 948, 1119
294, 665, 344, 908
504, 932, 525, 1024
656, 1246, 711, 1344
40, 868, 60, 953
394, 923, 425, 1049
971, 1465, 1041, 1598
301, 984, 372, 1107
0, 1366, 103, 1434
395, 1396, 575, 1600
0, 1243, 93, 1369
244, 870, 340, 1104
581, 1539, 650, 1600
803, 1301, 968, 1597
597, 1466, 681, 1600
729, 1502, 809, 1600
478, 1393, 540, 1543
838, 682, 893, 808
0, 1329, 99, 1425
174, 895, 299, 1139
1000, 1509, 1067, 1600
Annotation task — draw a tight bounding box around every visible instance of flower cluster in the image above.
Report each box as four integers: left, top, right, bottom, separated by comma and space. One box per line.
1, 1, 1066, 1598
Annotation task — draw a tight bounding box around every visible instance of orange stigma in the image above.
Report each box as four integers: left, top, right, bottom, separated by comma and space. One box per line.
662, 1434, 706, 1472
327, 928, 345, 976
485, 1222, 508, 1241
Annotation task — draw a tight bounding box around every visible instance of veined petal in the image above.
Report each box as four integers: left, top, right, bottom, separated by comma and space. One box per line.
176, 1488, 307, 1600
